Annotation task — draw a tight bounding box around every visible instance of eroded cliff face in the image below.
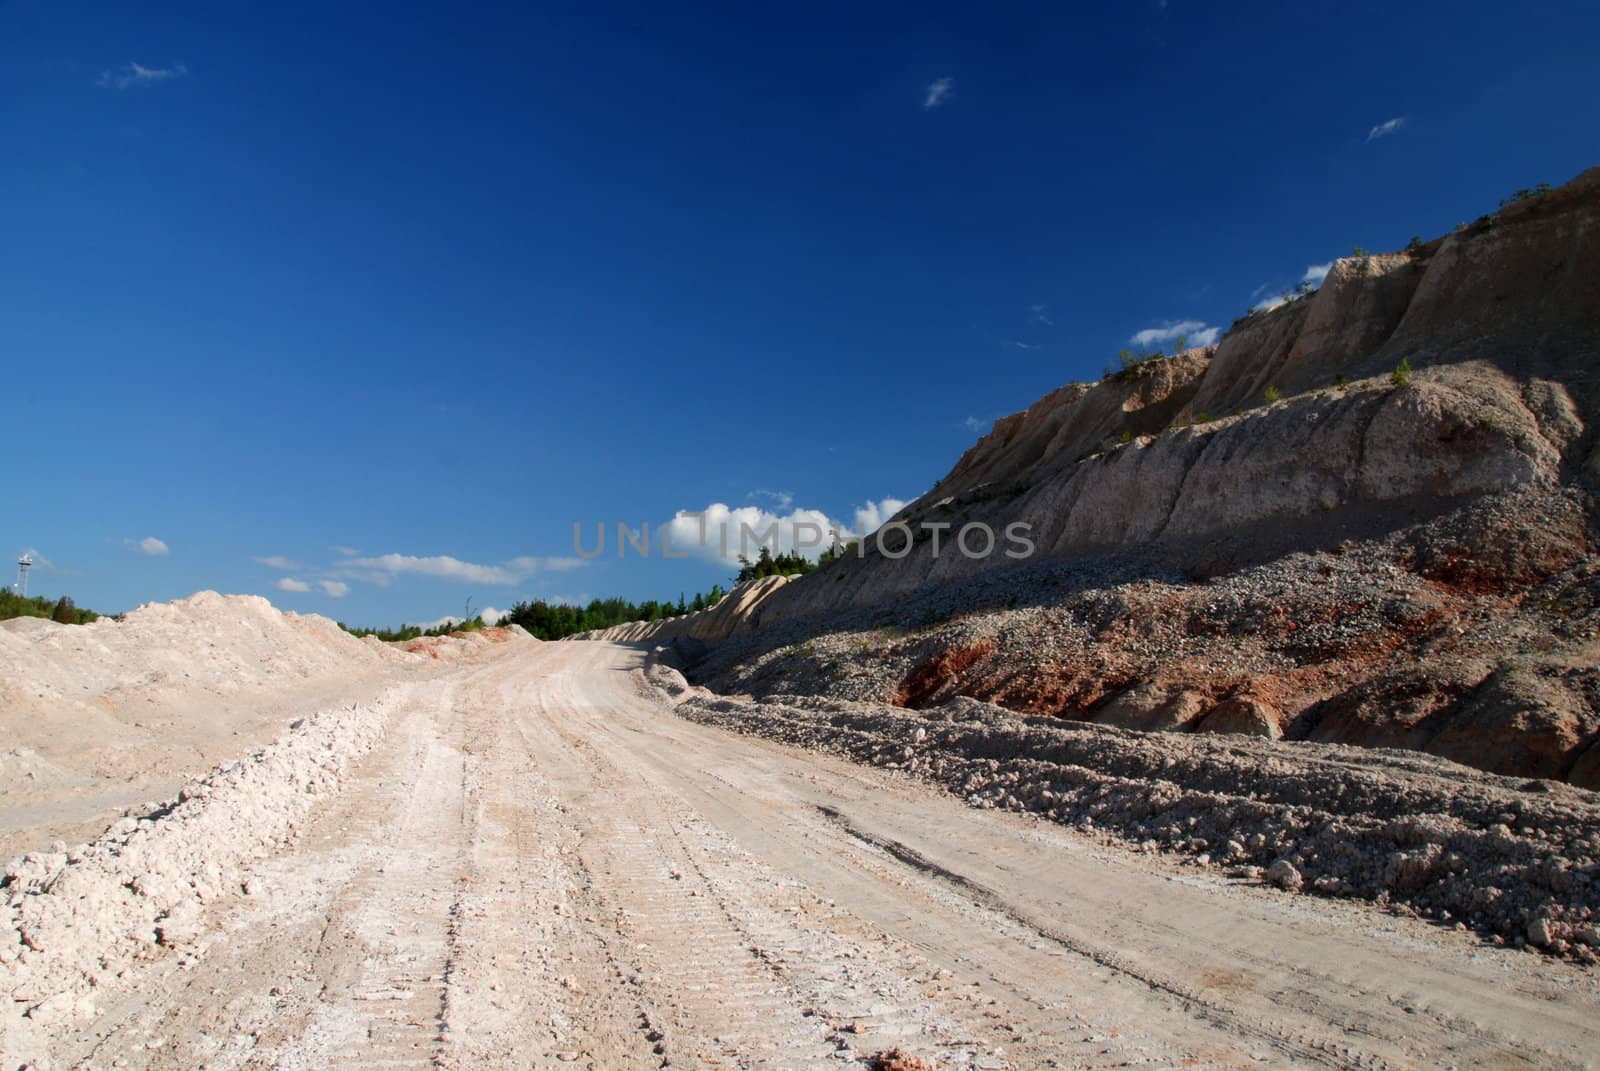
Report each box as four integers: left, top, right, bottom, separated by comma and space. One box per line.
758, 166, 1600, 627
680, 167, 1600, 787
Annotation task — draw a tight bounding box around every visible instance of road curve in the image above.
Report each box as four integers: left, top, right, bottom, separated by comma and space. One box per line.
48, 641, 1600, 1070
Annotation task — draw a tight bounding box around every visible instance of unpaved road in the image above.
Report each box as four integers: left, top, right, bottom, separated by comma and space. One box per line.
44, 642, 1600, 1069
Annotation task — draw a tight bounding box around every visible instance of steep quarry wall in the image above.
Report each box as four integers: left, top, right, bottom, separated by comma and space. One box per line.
757, 166, 1600, 627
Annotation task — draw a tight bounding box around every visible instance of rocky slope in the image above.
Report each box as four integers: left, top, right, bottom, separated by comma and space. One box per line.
674, 166, 1600, 786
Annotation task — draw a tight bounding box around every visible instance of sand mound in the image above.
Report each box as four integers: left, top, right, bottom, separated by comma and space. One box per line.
0, 592, 416, 857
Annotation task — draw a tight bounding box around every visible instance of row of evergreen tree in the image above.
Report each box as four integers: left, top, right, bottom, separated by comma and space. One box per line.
0, 590, 102, 625
496, 584, 727, 640
340, 543, 848, 643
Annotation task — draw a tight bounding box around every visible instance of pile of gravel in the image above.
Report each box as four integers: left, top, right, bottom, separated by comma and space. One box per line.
674, 686, 1600, 959
688, 487, 1600, 784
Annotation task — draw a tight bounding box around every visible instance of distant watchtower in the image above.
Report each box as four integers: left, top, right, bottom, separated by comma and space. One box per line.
14, 553, 32, 597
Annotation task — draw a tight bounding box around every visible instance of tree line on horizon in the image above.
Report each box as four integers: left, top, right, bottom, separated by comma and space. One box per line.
0, 590, 104, 625
337, 544, 839, 643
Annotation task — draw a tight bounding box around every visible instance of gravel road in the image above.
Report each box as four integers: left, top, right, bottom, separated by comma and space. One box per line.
24, 641, 1600, 1070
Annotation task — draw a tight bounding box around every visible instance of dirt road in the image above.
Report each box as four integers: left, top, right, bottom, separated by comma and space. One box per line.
40, 642, 1600, 1069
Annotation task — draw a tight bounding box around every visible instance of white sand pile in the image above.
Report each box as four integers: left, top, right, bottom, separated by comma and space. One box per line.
0, 591, 403, 711
0, 592, 418, 857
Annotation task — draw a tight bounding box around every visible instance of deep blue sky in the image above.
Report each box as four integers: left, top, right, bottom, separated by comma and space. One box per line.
5, 2, 1598, 624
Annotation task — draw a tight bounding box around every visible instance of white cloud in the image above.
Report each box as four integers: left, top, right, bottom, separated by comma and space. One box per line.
1007, 340, 1038, 350
254, 555, 299, 570
963, 415, 992, 434
480, 606, 507, 625
330, 544, 360, 557
923, 76, 953, 110
664, 497, 910, 568
275, 577, 311, 593
337, 552, 585, 586
135, 536, 169, 557
1367, 117, 1405, 141
1302, 262, 1332, 287
97, 62, 188, 90
1029, 303, 1053, 326
319, 580, 349, 598
1130, 320, 1214, 349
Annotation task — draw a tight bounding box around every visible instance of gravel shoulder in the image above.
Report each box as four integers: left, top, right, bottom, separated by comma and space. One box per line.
8, 640, 1599, 1069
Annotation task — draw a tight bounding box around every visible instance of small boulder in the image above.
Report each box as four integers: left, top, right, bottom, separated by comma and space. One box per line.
1266, 859, 1303, 891
1093, 683, 1207, 733
1197, 697, 1283, 740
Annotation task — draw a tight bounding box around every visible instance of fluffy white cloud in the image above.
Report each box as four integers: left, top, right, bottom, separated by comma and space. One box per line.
337, 552, 586, 585
923, 76, 953, 110
1303, 261, 1332, 287
319, 580, 349, 598
1130, 320, 1215, 349
254, 555, 299, 570
853, 498, 908, 537
136, 537, 169, 557
98, 62, 188, 90
275, 577, 311, 593
1367, 116, 1405, 141
663, 497, 910, 567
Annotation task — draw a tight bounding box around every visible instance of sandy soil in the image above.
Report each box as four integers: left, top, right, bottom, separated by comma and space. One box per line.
11, 640, 1599, 1070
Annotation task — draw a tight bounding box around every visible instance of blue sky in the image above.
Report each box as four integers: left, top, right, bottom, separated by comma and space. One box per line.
5, 2, 1599, 625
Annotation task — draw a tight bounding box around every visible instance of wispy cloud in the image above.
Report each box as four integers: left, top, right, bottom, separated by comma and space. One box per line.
16, 548, 56, 572
923, 76, 954, 110
275, 577, 311, 593
337, 552, 586, 586
254, 555, 299, 571
1366, 116, 1405, 142
97, 62, 188, 90
330, 544, 360, 557
1029, 303, 1053, 326
319, 580, 349, 598
749, 489, 795, 510
1130, 320, 1217, 349
1251, 262, 1334, 312
130, 536, 169, 557
962, 416, 992, 434
1006, 339, 1038, 350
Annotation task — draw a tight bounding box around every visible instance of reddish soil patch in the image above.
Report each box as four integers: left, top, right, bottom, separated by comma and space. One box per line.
894, 642, 995, 709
